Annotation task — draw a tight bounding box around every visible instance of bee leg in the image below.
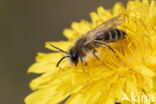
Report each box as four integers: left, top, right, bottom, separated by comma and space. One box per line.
93, 50, 100, 60
103, 44, 118, 57
93, 50, 109, 68
94, 40, 117, 56
105, 44, 117, 55
80, 56, 83, 64
80, 56, 84, 72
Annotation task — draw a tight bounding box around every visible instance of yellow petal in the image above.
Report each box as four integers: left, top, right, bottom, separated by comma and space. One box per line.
134, 65, 155, 77
28, 53, 62, 73
63, 28, 78, 40
97, 6, 112, 20
113, 2, 125, 15
25, 87, 69, 104
146, 56, 156, 65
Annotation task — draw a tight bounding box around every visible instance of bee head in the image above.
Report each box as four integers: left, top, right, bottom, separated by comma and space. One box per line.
69, 47, 79, 65
50, 44, 79, 67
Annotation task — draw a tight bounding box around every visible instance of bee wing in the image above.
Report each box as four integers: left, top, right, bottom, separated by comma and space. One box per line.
84, 14, 125, 45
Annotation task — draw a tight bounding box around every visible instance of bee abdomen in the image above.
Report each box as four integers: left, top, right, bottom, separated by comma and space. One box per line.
96, 28, 126, 42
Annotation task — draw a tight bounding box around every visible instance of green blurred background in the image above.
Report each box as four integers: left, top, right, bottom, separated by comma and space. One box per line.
0, 0, 127, 104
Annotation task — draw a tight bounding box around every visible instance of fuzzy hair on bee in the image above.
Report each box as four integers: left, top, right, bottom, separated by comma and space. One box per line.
51, 14, 127, 67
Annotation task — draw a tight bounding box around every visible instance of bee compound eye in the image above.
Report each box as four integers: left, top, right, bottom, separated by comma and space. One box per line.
72, 53, 77, 59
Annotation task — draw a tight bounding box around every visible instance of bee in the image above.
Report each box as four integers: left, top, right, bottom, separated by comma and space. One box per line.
51, 14, 126, 67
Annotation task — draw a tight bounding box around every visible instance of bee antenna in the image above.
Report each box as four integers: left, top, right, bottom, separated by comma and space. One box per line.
56, 56, 70, 67
50, 44, 69, 54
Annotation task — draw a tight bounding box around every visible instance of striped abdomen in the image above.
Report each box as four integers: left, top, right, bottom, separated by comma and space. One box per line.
96, 28, 126, 42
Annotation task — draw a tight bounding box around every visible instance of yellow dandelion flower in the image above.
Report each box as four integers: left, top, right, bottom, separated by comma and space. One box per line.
25, 0, 156, 104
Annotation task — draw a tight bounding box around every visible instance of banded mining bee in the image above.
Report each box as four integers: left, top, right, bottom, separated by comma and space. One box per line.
51, 14, 126, 67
